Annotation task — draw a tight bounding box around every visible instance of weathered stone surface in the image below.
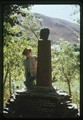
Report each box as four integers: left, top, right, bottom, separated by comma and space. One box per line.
3, 88, 79, 118
37, 40, 52, 86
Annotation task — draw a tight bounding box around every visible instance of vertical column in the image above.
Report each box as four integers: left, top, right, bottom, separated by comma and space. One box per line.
37, 28, 52, 86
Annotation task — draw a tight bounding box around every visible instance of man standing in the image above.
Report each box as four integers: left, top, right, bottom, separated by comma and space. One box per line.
22, 48, 37, 90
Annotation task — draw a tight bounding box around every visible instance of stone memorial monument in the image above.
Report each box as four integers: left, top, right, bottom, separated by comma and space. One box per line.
37, 28, 52, 86
3, 28, 79, 118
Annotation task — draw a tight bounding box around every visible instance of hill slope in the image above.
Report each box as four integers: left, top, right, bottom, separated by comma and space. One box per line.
35, 13, 80, 44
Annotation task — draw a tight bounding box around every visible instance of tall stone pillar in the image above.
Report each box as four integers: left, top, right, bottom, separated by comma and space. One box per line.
37, 28, 52, 86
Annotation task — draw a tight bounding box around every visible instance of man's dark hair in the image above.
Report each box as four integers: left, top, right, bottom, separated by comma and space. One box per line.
40, 28, 50, 40
22, 48, 31, 55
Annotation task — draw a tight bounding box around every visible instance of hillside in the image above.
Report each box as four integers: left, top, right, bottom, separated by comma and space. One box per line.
35, 13, 80, 44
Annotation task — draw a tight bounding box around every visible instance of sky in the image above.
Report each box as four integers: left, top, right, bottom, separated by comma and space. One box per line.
31, 5, 80, 23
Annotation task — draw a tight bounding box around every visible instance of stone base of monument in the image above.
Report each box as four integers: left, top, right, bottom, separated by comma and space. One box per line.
3, 86, 79, 118
30, 85, 56, 93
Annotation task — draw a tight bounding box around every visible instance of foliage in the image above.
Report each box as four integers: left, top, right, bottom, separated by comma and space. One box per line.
70, 5, 80, 24
3, 4, 39, 106
3, 4, 31, 34
51, 40, 80, 108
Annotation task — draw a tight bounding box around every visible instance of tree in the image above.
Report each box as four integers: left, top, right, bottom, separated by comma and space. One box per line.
3, 4, 40, 106
70, 5, 80, 24
52, 40, 80, 99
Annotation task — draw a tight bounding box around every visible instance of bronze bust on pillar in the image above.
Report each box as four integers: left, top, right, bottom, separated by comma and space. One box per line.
37, 28, 52, 86
40, 28, 50, 41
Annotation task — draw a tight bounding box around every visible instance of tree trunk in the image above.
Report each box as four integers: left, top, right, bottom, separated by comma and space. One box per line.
3, 64, 9, 101
62, 66, 72, 98
3, 64, 9, 86
67, 80, 72, 98
9, 68, 11, 96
